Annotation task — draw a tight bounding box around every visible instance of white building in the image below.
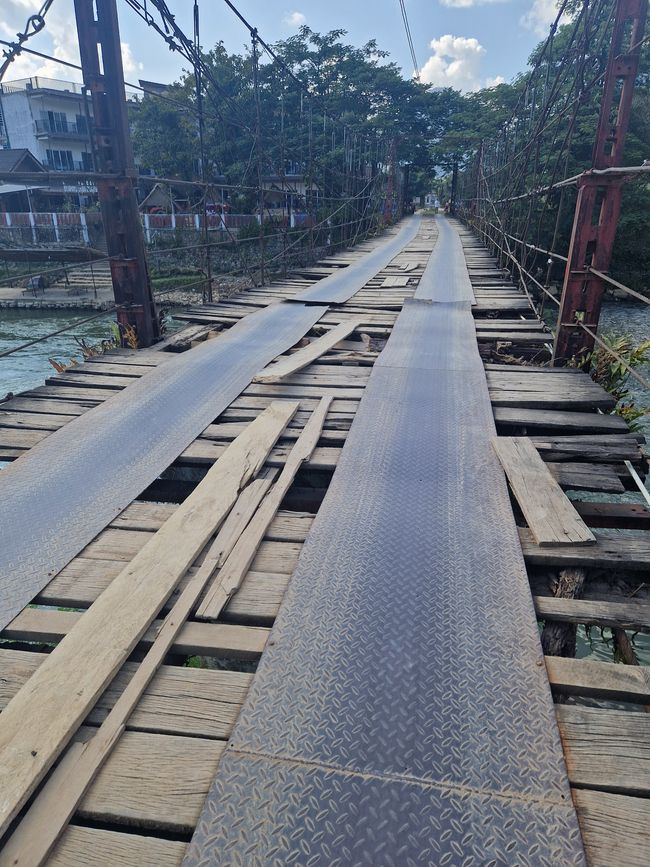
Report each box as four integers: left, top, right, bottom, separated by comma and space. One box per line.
0, 77, 94, 172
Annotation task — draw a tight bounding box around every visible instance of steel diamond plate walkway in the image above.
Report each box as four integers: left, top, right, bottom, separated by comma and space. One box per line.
0, 302, 326, 631
185, 217, 586, 865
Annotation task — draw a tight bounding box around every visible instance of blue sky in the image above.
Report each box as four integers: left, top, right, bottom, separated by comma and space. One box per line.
2, 0, 558, 92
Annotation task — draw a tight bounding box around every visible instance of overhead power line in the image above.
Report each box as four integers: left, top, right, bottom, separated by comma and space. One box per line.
398, 0, 419, 79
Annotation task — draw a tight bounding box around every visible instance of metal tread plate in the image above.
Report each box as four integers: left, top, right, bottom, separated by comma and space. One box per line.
0, 301, 326, 631
186, 751, 585, 866
415, 216, 476, 304
185, 219, 585, 864
295, 217, 421, 303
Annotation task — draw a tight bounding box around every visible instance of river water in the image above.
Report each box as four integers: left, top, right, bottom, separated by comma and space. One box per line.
1, 302, 649, 664
0, 309, 115, 398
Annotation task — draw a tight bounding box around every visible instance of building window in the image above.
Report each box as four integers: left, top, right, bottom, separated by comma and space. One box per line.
46, 149, 74, 170
81, 151, 93, 171
76, 114, 88, 134
44, 110, 69, 133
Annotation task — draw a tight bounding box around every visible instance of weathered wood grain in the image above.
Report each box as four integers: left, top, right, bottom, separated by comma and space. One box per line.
0, 401, 296, 836
558, 706, 650, 794
255, 322, 364, 383
519, 528, 650, 569
48, 825, 186, 867
493, 437, 595, 545
546, 656, 650, 703
573, 789, 650, 867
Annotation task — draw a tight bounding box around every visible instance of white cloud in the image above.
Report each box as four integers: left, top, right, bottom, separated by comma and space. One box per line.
520, 0, 561, 37
1, 0, 142, 82
1, 0, 79, 81
486, 74, 506, 87
120, 42, 143, 76
420, 35, 487, 92
284, 11, 306, 28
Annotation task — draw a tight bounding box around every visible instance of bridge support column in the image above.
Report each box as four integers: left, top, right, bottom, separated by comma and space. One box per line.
553, 0, 648, 364
73, 0, 160, 347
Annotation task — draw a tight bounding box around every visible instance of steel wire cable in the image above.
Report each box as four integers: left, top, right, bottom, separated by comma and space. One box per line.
397, 0, 420, 79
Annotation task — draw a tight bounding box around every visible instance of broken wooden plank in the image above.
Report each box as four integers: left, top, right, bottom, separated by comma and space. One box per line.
0, 401, 297, 837
573, 501, 650, 531
0, 477, 274, 866
493, 437, 595, 546
197, 397, 331, 621
254, 323, 364, 383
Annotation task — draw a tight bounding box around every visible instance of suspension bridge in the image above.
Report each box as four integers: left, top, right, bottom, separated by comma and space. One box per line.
0, 0, 649, 864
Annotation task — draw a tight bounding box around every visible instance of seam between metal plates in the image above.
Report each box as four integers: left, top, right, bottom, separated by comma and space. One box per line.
223, 748, 576, 811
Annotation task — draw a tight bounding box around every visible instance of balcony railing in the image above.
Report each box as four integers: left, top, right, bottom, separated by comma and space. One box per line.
44, 160, 91, 172
34, 119, 89, 138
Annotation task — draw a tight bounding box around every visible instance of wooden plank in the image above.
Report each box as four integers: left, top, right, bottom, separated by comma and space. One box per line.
0, 650, 251, 738
180, 439, 341, 470
557, 705, 650, 794
0, 397, 90, 415
110, 501, 314, 535
48, 825, 186, 867
573, 789, 650, 867
493, 437, 595, 545
77, 527, 302, 567
545, 656, 650, 703
0, 401, 297, 836
46, 541, 299, 599
3, 608, 270, 658
519, 528, 650, 570
530, 434, 643, 464
573, 501, 650, 531
0, 411, 72, 430
535, 596, 650, 632
228, 394, 358, 414
488, 390, 615, 411
243, 382, 364, 400
198, 397, 331, 620
254, 320, 364, 383
1, 481, 275, 866
201, 420, 346, 445
36, 554, 288, 617
381, 275, 411, 287
494, 406, 629, 433
74, 728, 223, 832
22, 385, 115, 402
45, 372, 135, 389
547, 461, 625, 494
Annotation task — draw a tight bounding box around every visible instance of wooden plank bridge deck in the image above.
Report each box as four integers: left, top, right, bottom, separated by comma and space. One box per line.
0, 216, 648, 864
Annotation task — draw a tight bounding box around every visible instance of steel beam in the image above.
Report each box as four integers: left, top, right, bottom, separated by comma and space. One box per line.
73, 0, 160, 347
553, 0, 648, 364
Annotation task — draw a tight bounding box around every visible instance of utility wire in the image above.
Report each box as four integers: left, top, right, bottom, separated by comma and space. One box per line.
397, 0, 419, 79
